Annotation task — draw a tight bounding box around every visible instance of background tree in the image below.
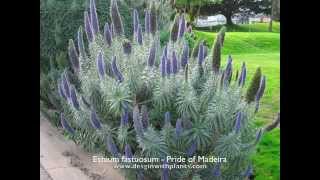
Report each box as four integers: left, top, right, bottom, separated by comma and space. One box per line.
269, 0, 280, 31
175, 0, 272, 25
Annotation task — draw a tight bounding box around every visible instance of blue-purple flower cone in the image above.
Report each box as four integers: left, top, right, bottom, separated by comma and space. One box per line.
148, 43, 156, 66
111, 56, 124, 82
62, 73, 70, 98
125, 144, 133, 159
106, 135, 119, 156
175, 118, 183, 137
70, 86, 80, 110
68, 39, 79, 72
235, 112, 243, 134
84, 11, 94, 42
145, 10, 150, 34
133, 105, 144, 137
160, 54, 166, 77
172, 51, 178, 74
181, 43, 189, 68
97, 52, 105, 79
137, 24, 143, 45
198, 42, 204, 65
121, 110, 129, 127
104, 23, 112, 47
212, 163, 221, 177
77, 26, 86, 58
238, 62, 247, 87
90, 110, 102, 129
60, 113, 75, 135
90, 0, 99, 35
186, 141, 197, 157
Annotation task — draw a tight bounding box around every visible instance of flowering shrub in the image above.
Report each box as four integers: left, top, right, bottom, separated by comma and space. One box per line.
58, 0, 266, 179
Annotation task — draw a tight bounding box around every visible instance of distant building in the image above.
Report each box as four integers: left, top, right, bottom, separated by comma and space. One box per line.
195, 15, 226, 27
195, 14, 270, 27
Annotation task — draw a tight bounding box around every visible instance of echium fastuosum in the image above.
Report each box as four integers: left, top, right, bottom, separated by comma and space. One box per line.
57, 0, 267, 179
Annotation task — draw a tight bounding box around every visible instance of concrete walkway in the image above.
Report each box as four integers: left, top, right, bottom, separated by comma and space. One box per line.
40, 118, 124, 180
40, 163, 53, 180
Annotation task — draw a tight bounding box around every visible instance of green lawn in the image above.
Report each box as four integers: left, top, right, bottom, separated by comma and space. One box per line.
252, 129, 280, 180
194, 22, 280, 33
195, 31, 280, 124
194, 30, 280, 179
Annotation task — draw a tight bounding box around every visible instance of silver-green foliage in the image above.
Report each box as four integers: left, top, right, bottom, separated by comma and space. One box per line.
58, 0, 265, 179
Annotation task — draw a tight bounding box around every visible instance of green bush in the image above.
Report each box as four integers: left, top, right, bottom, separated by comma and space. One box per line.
40, 0, 175, 119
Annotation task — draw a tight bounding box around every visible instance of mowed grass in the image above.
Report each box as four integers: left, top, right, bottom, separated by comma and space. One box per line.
194, 30, 280, 179
252, 128, 280, 180
195, 31, 280, 124
194, 22, 280, 33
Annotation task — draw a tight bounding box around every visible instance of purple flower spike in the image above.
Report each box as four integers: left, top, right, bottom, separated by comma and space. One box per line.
255, 128, 263, 143
137, 170, 144, 180
60, 113, 75, 135
104, 23, 112, 47
235, 112, 243, 134
178, 15, 186, 38
150, 2, 157, 35
110, 23, 115, 37
160, 54, 166, 77
121, 110, 129, 127
70, 86, 80, 110
161, 159, 169, 180
125, 144, 133, 159
166, 58, 172, 75
62, 73, 70, 98
77, 26, 86, 58
106, 135, 119, 157
243, 164, 253, 177
111, 56, 124, 82
110, 0, 124, 36
255, 75, 266, 102
90, 0, 99, 35
123, 41, 132, 55
181, 43, 189, 68
145, 10, 150, 34
186, 141, 197, 157
164, 112, 171, 125
133, 9, 139, 34
58, 81, 67, 100
133, 105, 144, 137
182, 117, 193, 129
198, 42, 204, 65
172, 51, 178, 74
68, 39, 79, 72
212, 163, 221, 177
175, 118, 183, 137
204, 45, 208, 59
238, 62, 247, 87
84, 11, 94, 42
141, 105, 149, 129
81, 96, 91, 109
148, 42, 156, 66
163, 45, 168, 58
224, 55, 233, 82
136, 24, 143, 45
255, 101, 260, 113
96, 51, 105, 79
90, 110, 102, 129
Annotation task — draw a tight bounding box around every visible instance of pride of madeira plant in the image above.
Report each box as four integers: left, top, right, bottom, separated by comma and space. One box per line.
57, 0, 266, 179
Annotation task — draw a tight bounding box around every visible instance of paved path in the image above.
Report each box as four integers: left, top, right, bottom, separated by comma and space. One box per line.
40, 163, 53, 180
40, 118, 124, 180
